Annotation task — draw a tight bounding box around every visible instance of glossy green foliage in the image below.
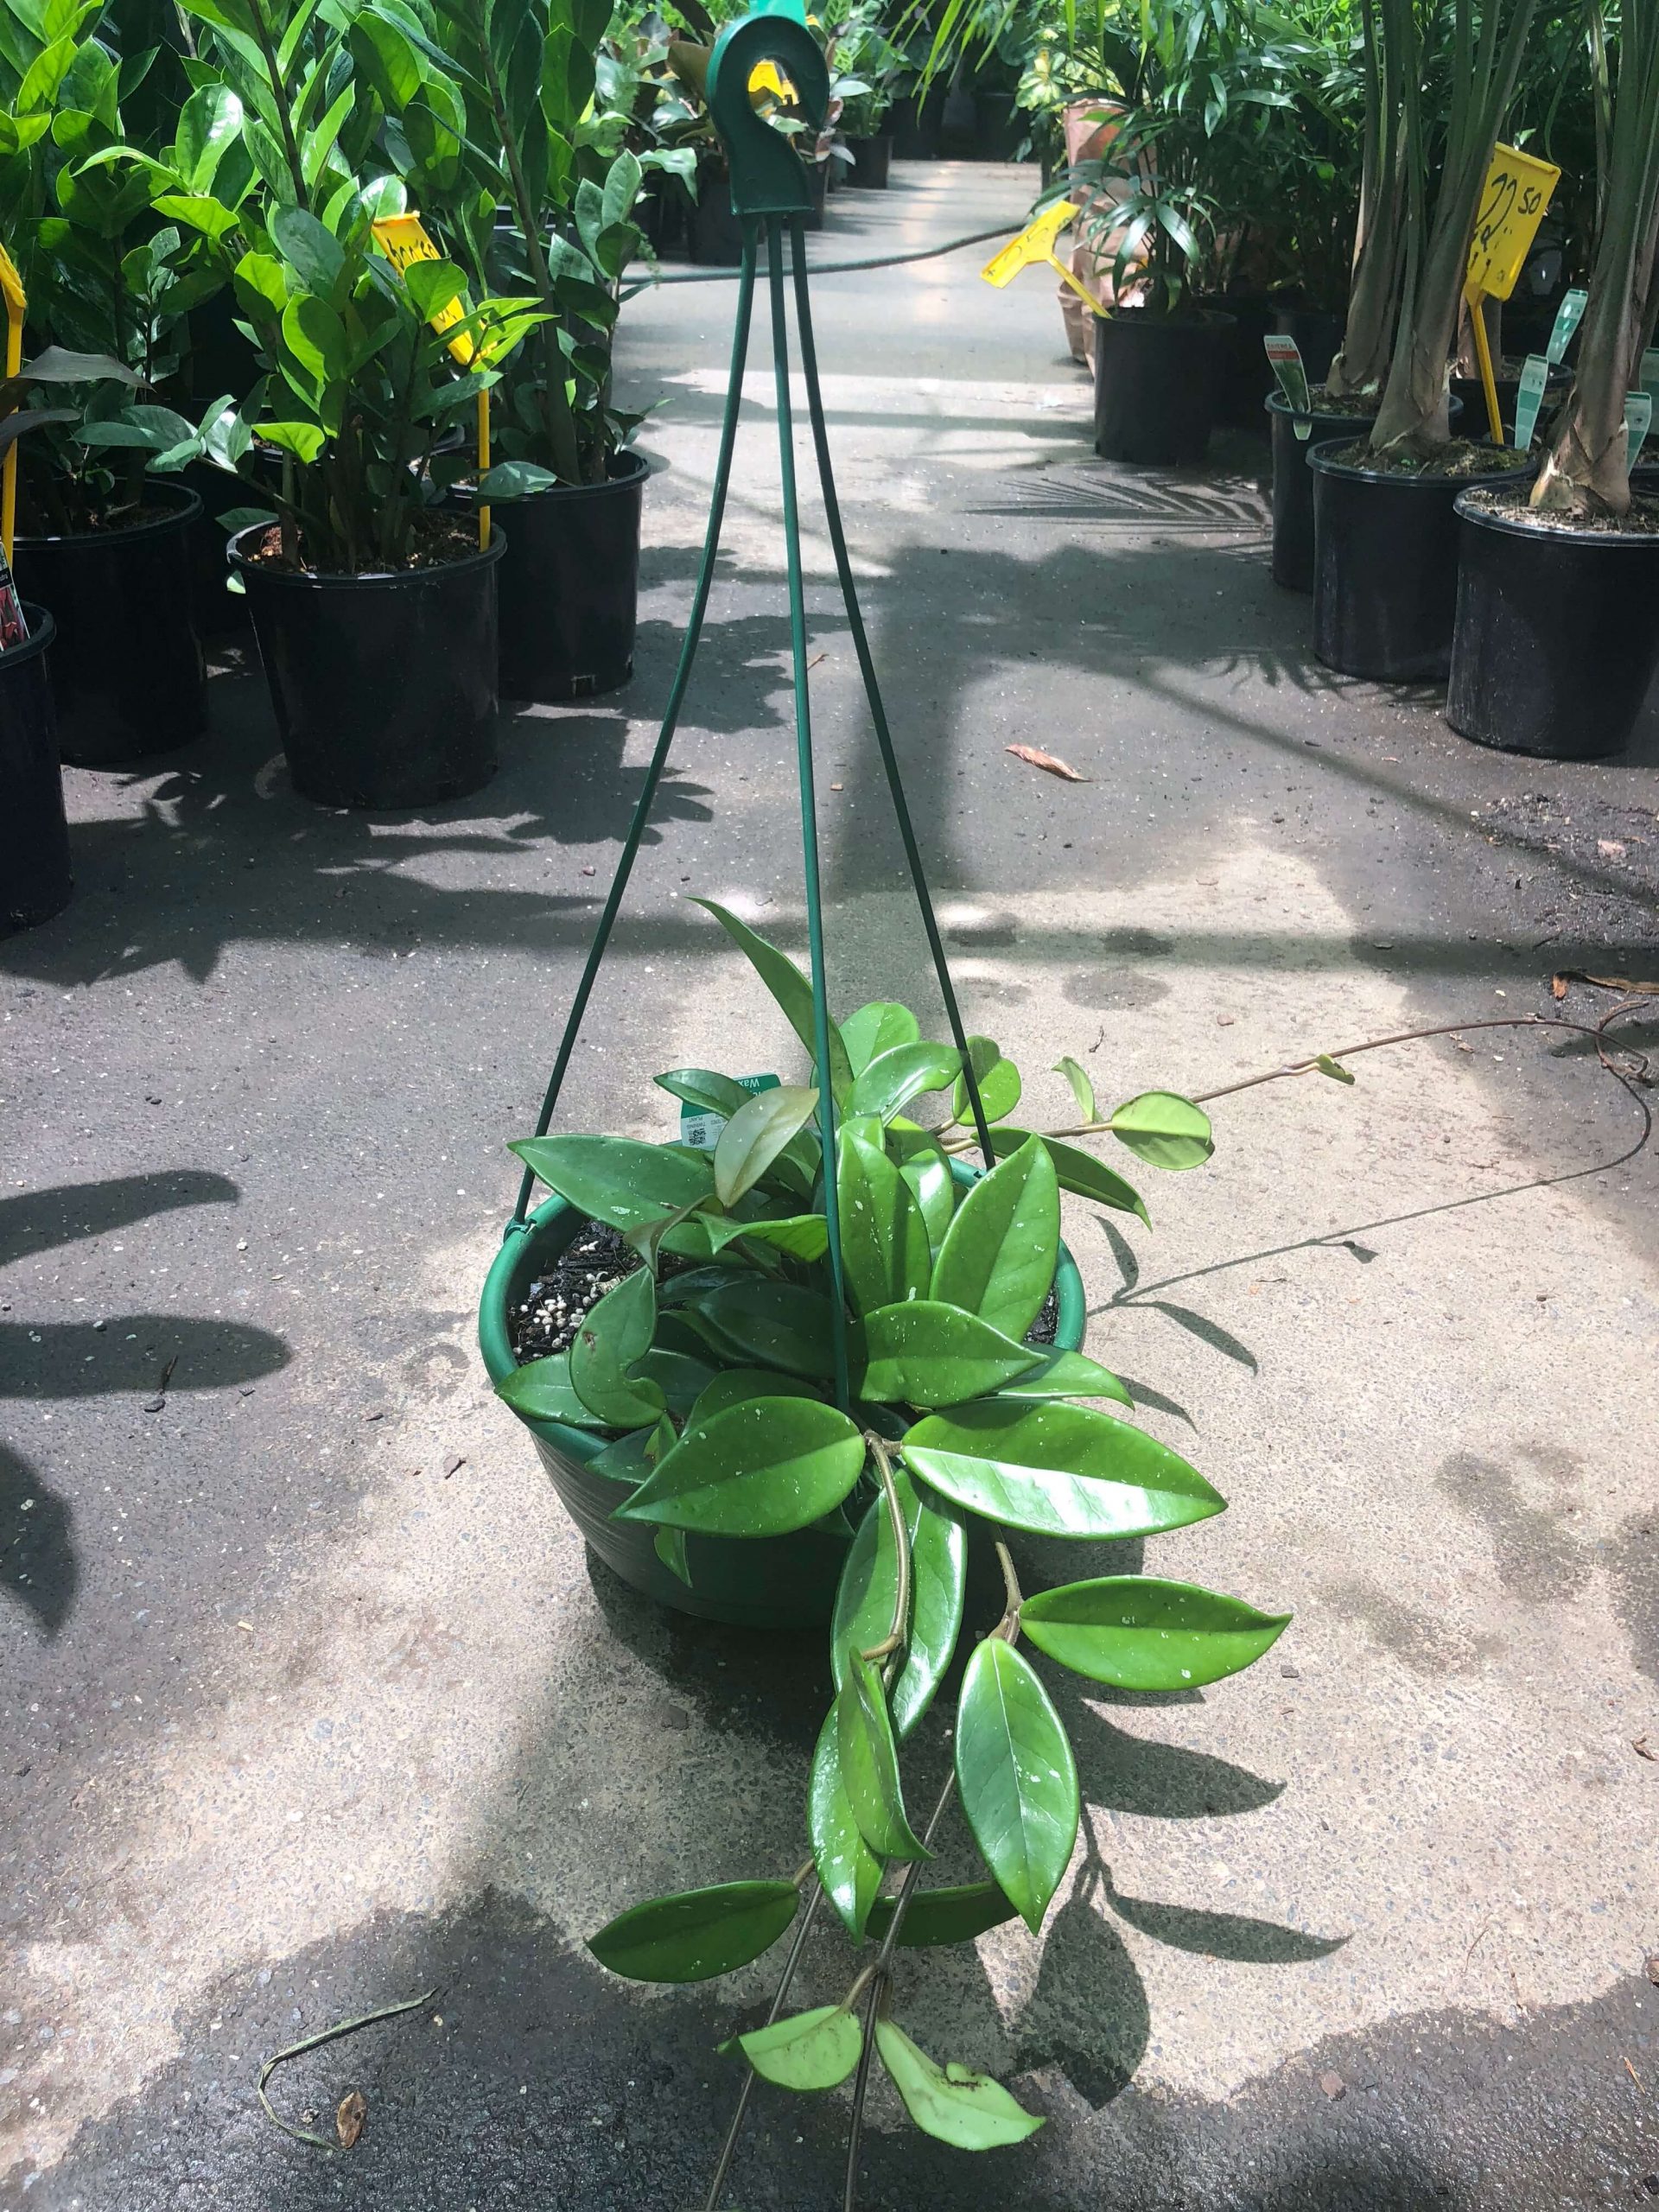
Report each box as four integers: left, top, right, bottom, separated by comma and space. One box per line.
1052, 1055, 1097, 1122
493, 1349, 609, 1427
687, 1277, 840, 1378
688, 1368, 823, 1421
830, 1468, 965, 1736
615, 1398, 865, 1536
808, 1712, 881, 1936
888, 1121, 957, 1255
714, 1084, 819, 1206
847, 1041, 960, 1122
858, 1302, 1040, 1406
728, 2005, 862, 2089
985, 1128, 1148, 1224
867, 1881, 1018, 1948
902, 1402, 1224, 1540
569, 1267, 664, 1427
840, 999, 919, 1072
994, 1347, 1132, 1406
956, 1638, 1078, 1934
835, 1650, 930, 1861
1020, 1577, 1291, 1689
692, 899, 854, 1099
874, 2021, 1044, 2148
512, 1135, 713, 1231
952, 1034, 1022, 1125
588, 1880, 798, 1982
930, 1135, 1059, 1340
836, 1123, 931, 1316
1109, 1090, 1215, 1170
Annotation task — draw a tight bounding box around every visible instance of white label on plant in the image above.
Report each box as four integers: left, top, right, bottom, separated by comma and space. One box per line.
1545, 289, 1587, 363
1625, 391, 1654, 467
1512, 354, 1550, 451
679, 1072, 780, 1152
1263, 334, 1312, 430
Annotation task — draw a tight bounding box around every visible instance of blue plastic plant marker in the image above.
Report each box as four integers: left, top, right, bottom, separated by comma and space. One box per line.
1545, 289, 1587, 365
1625, 391, 1654, 467
1512, 354, 1550, 451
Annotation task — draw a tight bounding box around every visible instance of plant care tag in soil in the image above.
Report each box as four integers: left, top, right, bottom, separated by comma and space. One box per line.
1546, 289, 1587, 365
1263, 336, 1312, 436
1624, 391, 1654, 467
1512, 354, 1550, 452
680, 1072, 780, 1151
1641, 349, 1659, 401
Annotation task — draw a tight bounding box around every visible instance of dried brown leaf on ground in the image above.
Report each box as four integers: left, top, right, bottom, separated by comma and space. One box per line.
1552, 970, 1659, 996
1006, 743, 1089, 782
336, 2091, 367, 2149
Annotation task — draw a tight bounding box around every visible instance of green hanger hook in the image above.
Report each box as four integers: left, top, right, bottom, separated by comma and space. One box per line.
706, 13, 829, 219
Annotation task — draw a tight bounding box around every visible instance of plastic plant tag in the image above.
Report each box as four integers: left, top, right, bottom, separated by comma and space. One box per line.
1546, 289, 1587, 364
680, 1073, 781, 1152
981, 202, 1075, 289
1465, 143, 1560, 302
0, 540, 27, 650
1625, 391, 1654, 467
1512, 354, 1550, 451
1642, 348, 1659, 400
371, 214, 476, 365
1262, 334, 1312, 437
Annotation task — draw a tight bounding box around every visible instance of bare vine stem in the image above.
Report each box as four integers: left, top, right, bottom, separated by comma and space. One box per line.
858, 1433, 912, 1663
702, 1882, 826, 2212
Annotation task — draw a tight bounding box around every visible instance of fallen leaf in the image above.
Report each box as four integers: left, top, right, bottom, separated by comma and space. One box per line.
1550, 973, 1568, 1001
1634, 1736, 1656, 1763
1552, 970, 1659, 996
1006, 743, 1088, 783
1318, 2069, 1345, 2101
336, 2090, 366, 2149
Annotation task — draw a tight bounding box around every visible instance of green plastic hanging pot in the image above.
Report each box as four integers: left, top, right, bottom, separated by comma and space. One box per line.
478, 1162, 1090, 1630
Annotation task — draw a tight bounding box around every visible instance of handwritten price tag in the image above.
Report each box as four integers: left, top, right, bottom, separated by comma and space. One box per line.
371, 213, 476, 365
1465, 143, 1560, 303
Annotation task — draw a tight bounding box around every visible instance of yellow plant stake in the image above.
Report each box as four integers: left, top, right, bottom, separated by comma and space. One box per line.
981, 201, 1101, 315
0, 243, 26, 563
1464, 143, 1560, 446
371, 213, 491, 549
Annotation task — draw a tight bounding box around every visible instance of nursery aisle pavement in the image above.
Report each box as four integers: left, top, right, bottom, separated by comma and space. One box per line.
3, 163, 1658, 2210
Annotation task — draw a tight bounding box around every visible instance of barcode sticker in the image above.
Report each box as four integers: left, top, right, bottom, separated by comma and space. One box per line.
679, 1072, 780, 1152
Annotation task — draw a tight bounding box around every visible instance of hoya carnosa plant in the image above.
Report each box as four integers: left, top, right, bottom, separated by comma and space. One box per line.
499, 898, 1289, 2196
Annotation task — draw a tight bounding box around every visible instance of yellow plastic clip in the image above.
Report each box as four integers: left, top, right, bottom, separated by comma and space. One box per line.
980, 202, 1101, 315
0, 241, 25, 564
372, 213, 489, 548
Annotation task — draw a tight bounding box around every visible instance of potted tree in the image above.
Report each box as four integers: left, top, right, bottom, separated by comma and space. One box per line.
480, 900, 1289, 2192
0, 9, 214, 766
1445, 0, 1659, 758
830, 3, 912, 188
1307, 0, 1543, 679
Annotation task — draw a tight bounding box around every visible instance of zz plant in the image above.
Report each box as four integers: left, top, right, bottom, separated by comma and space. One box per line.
498, 899, 1289, 2192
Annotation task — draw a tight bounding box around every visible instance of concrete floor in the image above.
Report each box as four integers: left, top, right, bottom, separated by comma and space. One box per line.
3, 164, 1657, 2210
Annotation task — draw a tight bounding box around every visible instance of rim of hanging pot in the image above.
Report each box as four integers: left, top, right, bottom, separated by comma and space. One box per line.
454, 445, 652, 511
15, 479, 203, 548
1305, 433, 1535, 487
479, 1160, 1090, 1465
225, 518, 508, 590
0, 602, 56, 669
1452, 479, 1659, 547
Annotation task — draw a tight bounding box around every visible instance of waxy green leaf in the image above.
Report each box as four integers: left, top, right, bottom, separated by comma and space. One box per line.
889, 1120, 957, 1255
688, 1211, 830, 1264
691, 899, 854, 1100
714, 1084, 818, 1206
836, 1123, 931, 1316
634, 1346, 716, 1419
654, 1522, 691, 1584
956, 1637, 1077, 1934
588, 1880, 798, 1983
688, 1368, 824, 1422
493, 1350, 609, 1428
994, 1346, 1133, 1407
1316, 1052, 1356, 1084
986, 1128, 1148, 1224
653, 1066, 750, 1118
1109, 1090, 1214, 1171
727, 2005, 862, 2089
901, 1402, 1224, 1540
840, 999, 919, 1073
614, 1398, 865, 1536
1020, 1576, 1290, 1689
930, 1135, 1058, 1340
1052, 1054, 1098, 1122
687, 1277, 839, 1378
847, 1040, 960, 1122
866, 1880, 1019, 1948
808, 1711, 881, 1937
836, 1650, 930, 1862
511, 1135, 714, 1232
857, 1302, 1041, 1407
874, 2020, 1044, 2148
952, 1035, 1021, 1126
831, 1468, 965, 1737
569, 1267, 664, 1428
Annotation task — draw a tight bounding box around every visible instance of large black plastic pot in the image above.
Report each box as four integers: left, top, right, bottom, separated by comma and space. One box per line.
1274, 308, 1344, 385
0, 606, 70, 938
1267, 394, 1376, 591
1094, 310, 1233, 465
842, 131, 893, 187
457, 450, 646, 702
1449, 363, 1570, 444
1308, 438, 1536, 682
479, 1175, 1090, 1629
688, 175, 745, 266
1446, 487, 1659, 760
1203, 294, 1274, 430
14, 484, 205, 767
228, 524, 505, 809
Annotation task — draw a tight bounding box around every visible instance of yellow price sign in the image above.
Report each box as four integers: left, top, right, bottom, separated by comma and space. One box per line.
1465, 143, 1560, 303
0, 240, 25, 563
981, 201, 1101, 315
371, 213, 477, 365
371, 213, 491, 547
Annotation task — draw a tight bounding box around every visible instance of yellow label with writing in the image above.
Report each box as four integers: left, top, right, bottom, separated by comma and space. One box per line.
981, 201, 1075, 289
371, 213, 475, 365
0, 242, 24, 321
1465, 143, 1560, 302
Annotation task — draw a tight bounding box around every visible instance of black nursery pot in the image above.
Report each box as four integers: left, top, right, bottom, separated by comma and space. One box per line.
1274, 307, 1344, 385
1202, 294, 1274, 430
1308, 438, 1535, 683
1448, 365, 1569, 444
1267, 394, 1375, 591
1446, 488, 1659, 760
1093, 310, 1233, 466
0, 607, 70, 938
456, 450, 647, 703
228, 524, 505, 809
688, 175, 746, 266
14, 483, 206, 768
842, 131, 893, 187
